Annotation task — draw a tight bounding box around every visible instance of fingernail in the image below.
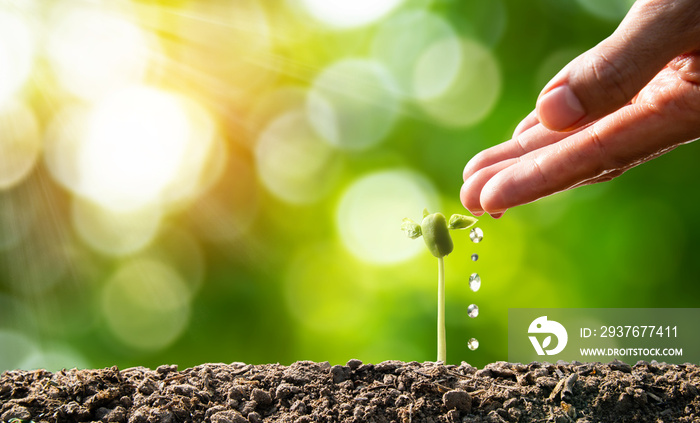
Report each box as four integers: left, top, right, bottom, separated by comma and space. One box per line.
536, 84, 586, 131
489, 211, 505, 219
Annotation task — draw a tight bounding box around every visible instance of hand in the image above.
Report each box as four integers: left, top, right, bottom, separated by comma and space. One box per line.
461, 0, 700, 217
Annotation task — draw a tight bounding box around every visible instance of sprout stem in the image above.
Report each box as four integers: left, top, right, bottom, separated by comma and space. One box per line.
437, 256, 446, 363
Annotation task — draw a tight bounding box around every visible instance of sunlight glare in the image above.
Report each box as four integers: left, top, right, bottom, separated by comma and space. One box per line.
78, 87, 201, 212
47, 3, 153, 101
299, 0, 405, 28
0, 100, 41, 189
0, 10, 36, 105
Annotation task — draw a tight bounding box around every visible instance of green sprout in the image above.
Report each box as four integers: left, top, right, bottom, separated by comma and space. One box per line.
402, 208, 477, 363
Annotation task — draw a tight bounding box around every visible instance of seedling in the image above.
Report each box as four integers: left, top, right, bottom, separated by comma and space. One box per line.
402, 209, 477, 363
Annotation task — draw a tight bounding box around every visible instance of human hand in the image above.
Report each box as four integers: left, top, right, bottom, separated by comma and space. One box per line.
461, 0, 700, 217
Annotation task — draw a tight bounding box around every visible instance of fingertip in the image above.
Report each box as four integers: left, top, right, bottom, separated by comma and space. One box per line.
479, 171, 512, 215
462, 159, 518, 217
536, 84, 586, 131
463, 150, 486, 182
460, 179, 484, 216
512, 110, 539, 138
489, 211, 506, 219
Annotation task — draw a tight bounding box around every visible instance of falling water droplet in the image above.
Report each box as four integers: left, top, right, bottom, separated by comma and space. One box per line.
469, 227, 483, 243
468, 338, 479, 351
471, 253, 478, 261
469, 273, 481, 292
467, 304, 479, 318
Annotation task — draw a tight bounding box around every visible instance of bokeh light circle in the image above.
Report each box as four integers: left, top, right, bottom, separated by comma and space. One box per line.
412, 36, 463, 101
299, 0, 405, 28
72, 86, 217, 212
45, 92, 218, 214
307, 59, 400, 151
43, 104, 90, 193
79, 87, 191, 211
534, 48, 583, 93
0, 10, 35, 105
371, 10, 459, 98
141, 227, 207, 297
72, 199, 163, 256
0, 330, 36, 371
20, 346, 90, 371
46, 3, 153, 101
255, 110, 340, 204
0, 100, 41, 189
336, 169, 439, 264
101, 258, 191, 351
159, 97, 221, 208
416, 38, 501, 127
248, 86, 308, 134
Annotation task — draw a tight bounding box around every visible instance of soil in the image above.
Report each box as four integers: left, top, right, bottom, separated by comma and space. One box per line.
1, 360, 699, 423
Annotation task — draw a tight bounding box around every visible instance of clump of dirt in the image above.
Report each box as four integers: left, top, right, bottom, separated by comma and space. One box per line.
1, 360, 699, 422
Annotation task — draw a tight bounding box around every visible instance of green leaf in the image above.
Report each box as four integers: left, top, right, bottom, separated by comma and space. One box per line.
448, 214, 478, 230
401, 218, 422, 239
423, 208, 430, 218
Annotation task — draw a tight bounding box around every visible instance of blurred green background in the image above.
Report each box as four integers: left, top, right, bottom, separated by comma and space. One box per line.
1, 0, 698, 371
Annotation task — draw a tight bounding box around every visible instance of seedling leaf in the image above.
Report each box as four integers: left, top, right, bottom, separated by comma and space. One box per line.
401, 218, 422, 239
421, 212, 453, 258
448, 214, 478, 230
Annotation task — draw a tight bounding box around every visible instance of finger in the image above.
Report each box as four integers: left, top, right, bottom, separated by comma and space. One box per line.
463, 122, 586, 182
536, 0, 700, 131
512, 110, 539, 138
461, 158, 517, 215
479, 98, 698, 212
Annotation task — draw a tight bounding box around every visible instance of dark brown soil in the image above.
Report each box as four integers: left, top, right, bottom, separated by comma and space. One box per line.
1, 360, 699, 422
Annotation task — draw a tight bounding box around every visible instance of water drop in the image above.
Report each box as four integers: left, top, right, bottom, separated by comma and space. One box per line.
467, 304, 479, 318
468, 337, 479, 351
469, 273, 481, 292
471, 253, 478, 261
469, 227, 483, 243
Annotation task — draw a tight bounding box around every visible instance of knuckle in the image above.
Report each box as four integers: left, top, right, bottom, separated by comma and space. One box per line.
580, 50, 640, 109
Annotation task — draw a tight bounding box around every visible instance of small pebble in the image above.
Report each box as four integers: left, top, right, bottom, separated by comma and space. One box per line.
443, 390, 471, 413
346, 359, 363, 370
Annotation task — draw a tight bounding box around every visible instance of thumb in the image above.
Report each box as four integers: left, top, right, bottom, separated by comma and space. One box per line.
536, 0, 700, 131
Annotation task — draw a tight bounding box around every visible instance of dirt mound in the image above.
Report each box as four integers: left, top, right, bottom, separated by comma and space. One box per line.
2, 360, 699, 422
